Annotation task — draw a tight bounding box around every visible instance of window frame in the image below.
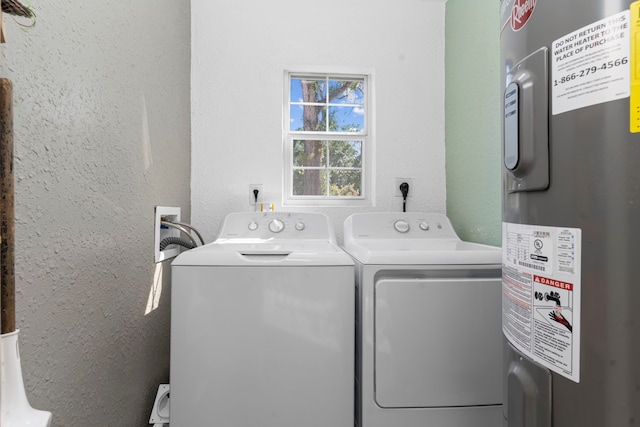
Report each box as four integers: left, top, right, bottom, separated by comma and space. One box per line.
283, 67, 374, 207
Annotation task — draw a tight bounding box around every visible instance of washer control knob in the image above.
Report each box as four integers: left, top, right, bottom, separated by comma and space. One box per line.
248, 221, 259, 231
419, 221, 429, 231
295, 222, 305, 231
269, 219, 285, 233
394, 220, 410, 233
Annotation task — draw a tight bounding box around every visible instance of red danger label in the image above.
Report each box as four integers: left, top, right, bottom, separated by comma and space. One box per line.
534, 275, 573, 291
512, 0, 536, 31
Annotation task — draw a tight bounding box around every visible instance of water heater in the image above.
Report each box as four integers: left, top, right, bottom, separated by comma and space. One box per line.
501, 1, 640, 426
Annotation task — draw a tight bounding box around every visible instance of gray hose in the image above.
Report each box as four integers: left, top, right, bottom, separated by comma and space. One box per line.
160, 236, 196, 251
161, 221, 199, 248
169, 221, 205, 246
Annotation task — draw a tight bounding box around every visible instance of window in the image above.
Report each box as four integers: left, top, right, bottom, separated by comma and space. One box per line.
284, 70, 372, 206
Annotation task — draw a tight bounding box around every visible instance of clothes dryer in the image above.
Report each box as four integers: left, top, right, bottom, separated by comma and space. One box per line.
171, 212, 354, 427
343, 212, 502, 427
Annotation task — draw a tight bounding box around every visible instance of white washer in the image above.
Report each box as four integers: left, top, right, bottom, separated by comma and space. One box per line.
170, 212, 354, 427
342, 212, 503, 427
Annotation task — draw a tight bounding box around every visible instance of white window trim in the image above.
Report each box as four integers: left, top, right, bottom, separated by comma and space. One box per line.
282, 66, 375, 207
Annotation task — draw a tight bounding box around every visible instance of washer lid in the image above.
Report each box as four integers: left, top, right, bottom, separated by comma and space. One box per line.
342, 212, 501, 265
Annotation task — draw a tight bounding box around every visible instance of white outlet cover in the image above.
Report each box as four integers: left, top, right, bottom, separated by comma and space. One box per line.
249, 184, 263, 206
394, 178, 413, 197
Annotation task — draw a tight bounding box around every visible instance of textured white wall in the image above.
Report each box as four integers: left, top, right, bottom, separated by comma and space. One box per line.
0, 1, 190, 426
191, 0, 447, 243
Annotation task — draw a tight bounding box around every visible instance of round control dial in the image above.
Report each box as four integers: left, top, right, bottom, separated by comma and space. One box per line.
295, 222, 305, 231
419, 221, 429, 231
394, 220, 410, 233
269, 219, 285, 233
248, 221, 258, 231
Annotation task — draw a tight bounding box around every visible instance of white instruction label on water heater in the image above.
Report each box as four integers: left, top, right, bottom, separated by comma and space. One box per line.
552, 10, 630, 115
502, 222, 582, 383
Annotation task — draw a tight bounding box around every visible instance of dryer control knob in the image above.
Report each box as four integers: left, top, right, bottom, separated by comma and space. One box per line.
295, 222, 305, 231
248, 221, 258, 231
419, 221, 429, 231
269, 219, 285, 233
394, 220, 410, 233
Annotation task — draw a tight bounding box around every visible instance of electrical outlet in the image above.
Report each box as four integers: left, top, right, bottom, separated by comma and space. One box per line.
154, 206, 181, 263
249, 184, 263, 206
394, 178, 413, 197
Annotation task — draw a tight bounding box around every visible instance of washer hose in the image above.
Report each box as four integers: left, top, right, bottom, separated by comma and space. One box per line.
161, 220, 200, 248
160, 236, 196, 251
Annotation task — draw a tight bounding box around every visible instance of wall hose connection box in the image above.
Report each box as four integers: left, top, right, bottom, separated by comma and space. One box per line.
154, 206, 181, 263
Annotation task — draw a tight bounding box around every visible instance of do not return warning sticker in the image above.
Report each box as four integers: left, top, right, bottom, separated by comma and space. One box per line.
551, 10, 630, 115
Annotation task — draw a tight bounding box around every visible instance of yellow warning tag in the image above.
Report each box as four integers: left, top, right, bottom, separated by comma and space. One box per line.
630, 2, 640, 132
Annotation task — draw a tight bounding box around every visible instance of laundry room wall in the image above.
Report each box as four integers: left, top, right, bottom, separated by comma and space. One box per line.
191, 0, 447, 242
445, 0, 502, 246
0, 2, 190, 426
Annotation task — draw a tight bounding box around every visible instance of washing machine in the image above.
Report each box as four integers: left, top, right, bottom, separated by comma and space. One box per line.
342, 212, 503, 427
170, 212, 354, 427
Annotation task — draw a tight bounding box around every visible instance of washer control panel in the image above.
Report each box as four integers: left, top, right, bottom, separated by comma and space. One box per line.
268, 219, 285, 233
217, 212, 336, 241
346, 212, 458, 240
394, 220, 410, 233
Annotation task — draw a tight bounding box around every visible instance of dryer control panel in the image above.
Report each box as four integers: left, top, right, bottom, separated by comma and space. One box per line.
346, 212, 459, 240
216, 212, 337, 242
342, 212, 501, 272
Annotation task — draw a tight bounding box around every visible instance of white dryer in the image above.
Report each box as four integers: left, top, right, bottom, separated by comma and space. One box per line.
343, 212, 503, 427
170, 212, 354, 427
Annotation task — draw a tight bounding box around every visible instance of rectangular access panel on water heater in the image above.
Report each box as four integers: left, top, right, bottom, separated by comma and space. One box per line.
503, 47, 549, 193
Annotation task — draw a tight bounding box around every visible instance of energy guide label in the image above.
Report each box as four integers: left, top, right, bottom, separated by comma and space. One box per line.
502, 222, 582, 383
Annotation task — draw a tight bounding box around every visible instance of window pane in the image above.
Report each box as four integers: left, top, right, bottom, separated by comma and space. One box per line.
293, 169, 327, 196
290, 78, 304, 103
289, 105, 303, 131
329, 80, 364, 105
293, 140, 327, 167
290, 105, 327, 132
329, 170, 361, 197
329, 141, 362, 168
293, 78, 326, 103
329, 106, 364, 132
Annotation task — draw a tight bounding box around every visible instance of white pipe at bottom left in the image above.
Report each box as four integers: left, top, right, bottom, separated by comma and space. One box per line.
1, 330, 52, 427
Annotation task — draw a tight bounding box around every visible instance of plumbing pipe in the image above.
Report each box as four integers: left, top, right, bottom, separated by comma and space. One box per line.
0, 78, 15, 334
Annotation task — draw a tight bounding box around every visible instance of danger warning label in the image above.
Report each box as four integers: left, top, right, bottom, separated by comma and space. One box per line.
534, 275, 573, 291
502, 222, 582, 383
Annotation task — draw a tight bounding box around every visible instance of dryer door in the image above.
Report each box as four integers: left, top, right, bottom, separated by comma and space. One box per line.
374, 277, 502, 408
